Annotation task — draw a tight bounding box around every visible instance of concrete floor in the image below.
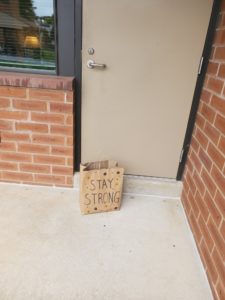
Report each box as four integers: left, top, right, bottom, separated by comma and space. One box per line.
0, 179, 213, 300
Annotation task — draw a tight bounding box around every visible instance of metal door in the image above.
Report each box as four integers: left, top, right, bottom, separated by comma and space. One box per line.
82, 0, 212, 177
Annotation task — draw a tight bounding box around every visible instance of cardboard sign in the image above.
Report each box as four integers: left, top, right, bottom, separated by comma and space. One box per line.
80, 160, 124, 214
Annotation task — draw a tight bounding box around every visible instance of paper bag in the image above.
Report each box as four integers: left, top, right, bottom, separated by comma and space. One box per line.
80, 160, 124, 214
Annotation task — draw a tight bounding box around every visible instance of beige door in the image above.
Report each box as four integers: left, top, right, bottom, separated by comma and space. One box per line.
82, 0, 212, 178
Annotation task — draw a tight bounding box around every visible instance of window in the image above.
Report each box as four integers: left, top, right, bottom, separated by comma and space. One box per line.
0, 0, 56, 73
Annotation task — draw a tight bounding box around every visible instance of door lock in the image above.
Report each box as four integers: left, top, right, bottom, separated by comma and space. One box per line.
88, 48, 95, 55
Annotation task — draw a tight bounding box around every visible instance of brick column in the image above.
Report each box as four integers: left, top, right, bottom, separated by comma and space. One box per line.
0, 72, 74, 187
181, 2, 225, 299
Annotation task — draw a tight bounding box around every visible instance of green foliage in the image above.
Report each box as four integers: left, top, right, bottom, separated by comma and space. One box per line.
19, 0, 36, 20
40, 15, 54, 25
41, 49, 55, 62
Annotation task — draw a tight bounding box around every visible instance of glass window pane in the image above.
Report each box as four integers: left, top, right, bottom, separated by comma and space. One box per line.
0, 0, 56, 73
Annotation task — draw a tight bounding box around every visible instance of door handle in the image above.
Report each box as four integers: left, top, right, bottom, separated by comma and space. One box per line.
87, 60, 106, 69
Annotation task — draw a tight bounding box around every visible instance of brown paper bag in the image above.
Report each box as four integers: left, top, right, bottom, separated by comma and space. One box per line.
79, 160, 124, 214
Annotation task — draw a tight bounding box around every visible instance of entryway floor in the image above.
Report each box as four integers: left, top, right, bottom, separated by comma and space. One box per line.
0, 180, 212, 300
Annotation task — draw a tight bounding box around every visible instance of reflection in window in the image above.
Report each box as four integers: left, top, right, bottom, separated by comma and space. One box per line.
0, 0, 56, 73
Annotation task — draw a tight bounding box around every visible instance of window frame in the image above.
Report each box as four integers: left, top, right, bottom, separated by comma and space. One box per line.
0, 0, 78, 77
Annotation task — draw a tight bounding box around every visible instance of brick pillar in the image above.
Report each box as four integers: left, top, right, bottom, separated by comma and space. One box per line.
181, 2, 225, 299
0, 72, 74, 187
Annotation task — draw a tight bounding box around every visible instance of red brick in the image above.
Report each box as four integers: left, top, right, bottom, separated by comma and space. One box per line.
181, 191, 191, 214
205, 191, 222, 226
186, 171, 197, 195
51, 146, 73, 156
211, 166, 225, 194
215, 29, 225, 44
195, 129, 208, 149
0, 161, 18, 171
200, 240, 218, 284
2, 171, 33, 182
190, 136, 199, 153
12, 99, 47, 112
218, 136, 225, 153
187, 159, 194, 173
212, 247, 225, 283
215, 114, 225, 135
200, 103, 216, 123
31, 112, 64, 124
66, 115, 73, 125
218, 63, 225, 78
190, 150, 202, 173
0, 98, 10, 108
16, 122, 48, 133
0, 110, 28, 120
189, 211, 202, 243
218, 13, 225, 28
18, 143, 49, 154
196, 113, 205, 129
66, 176, 73, 186
50, 125, 73, 136
0, 120, 13, 131
50, 102, 73, 114
0, 152, 32, 162
207, 61, 219, 75
195, 191, 209, 221
20, 163, 50, 174
34, 174, 65, 185
208, 143, 224, 170
210, 46, 216, 60
189, 191, 200, 218
209, 282, 219, 300
199, 148, 212, 172
1, 132, 30, 142
67, 157, 73, 167
66, 91, 73, 103
207, 77, 224, 95
193, 171, 205, 195
214, 190, 225, 217
66, 137, 73, 146
215, 281, 225, 300
200, 89, 211, 104
0, 86, 26, 98
202, 169, 217, 197
32, 134, 64, 145
221, 4, 225, 15
181, 180, 188, 197
203, 122, 220, 145
214, 46, 225, 60
208, 218, 225, 261
220, 221, 225, 242
0, 142, 16, 152
29, 89, 65, 102
52, 166, 73, 175
211, 95, 225, 116
33, 155, 65, 165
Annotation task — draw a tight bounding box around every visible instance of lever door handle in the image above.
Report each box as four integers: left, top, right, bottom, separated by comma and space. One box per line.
87, 60, 106, 69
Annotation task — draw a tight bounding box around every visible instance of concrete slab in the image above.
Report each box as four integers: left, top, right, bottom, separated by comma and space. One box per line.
0, 182, 212, 300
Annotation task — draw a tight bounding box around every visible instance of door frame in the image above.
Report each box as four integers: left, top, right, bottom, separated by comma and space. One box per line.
176, 0, 221, 179
74, 0, 221, 180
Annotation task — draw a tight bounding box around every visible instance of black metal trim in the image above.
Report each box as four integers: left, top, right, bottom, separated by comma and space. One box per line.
176, 0, 221, 180
74, 0, 82, 171
54, 0, 59, 75
56, 0, 75, 76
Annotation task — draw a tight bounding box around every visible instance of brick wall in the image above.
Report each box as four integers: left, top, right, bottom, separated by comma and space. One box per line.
181, 2, 225, 299
0, 72, 74, 187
